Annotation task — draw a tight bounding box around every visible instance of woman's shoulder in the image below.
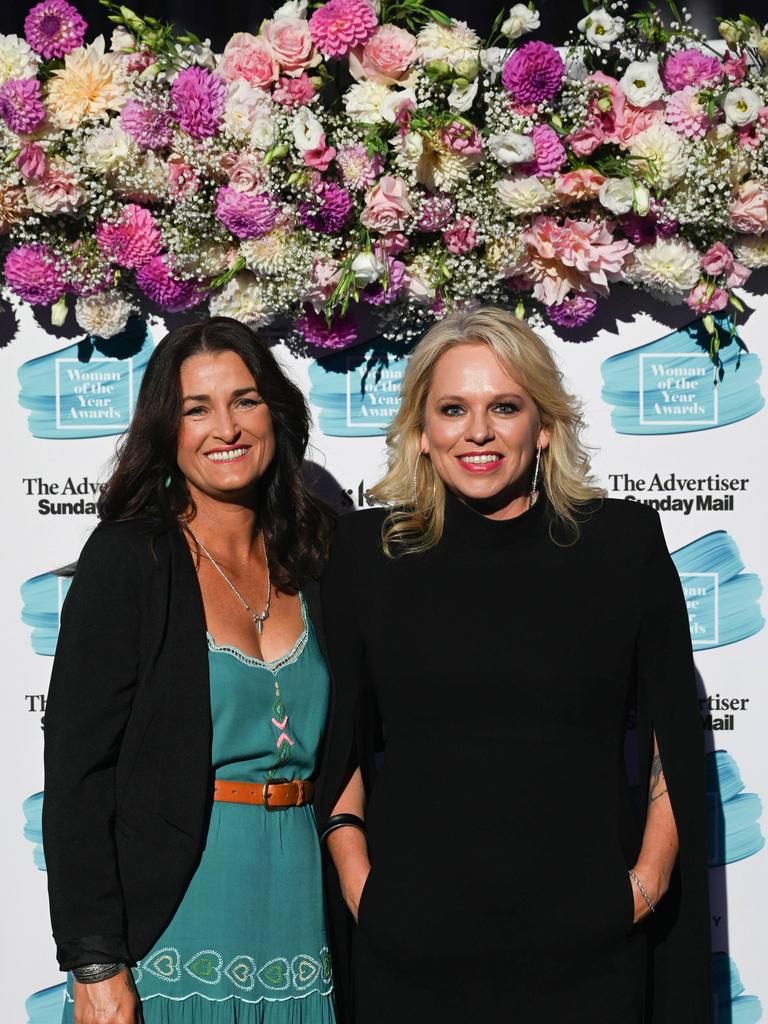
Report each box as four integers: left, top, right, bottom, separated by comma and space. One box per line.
579, 497, 665, 556
80, 516, 174, 567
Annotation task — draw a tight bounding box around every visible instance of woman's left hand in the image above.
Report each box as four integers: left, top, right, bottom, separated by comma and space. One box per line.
629, 865, 667, 924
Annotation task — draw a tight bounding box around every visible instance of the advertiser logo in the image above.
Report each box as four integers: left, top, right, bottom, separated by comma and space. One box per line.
21, 571, 72, 656
25, 984, 66, 1024
706, 751, 765, 867
712, 954, 763, 1024
308, 349, 408, 437
671, 532, 763, 650
23, 791, 45, 871
601, 319, 763, 434
18, 324, 154, 439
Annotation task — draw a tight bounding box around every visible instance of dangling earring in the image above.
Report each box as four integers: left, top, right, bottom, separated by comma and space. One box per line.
411, 452, 423, 507
164, 474, 172, 489
530, 445, 542, 507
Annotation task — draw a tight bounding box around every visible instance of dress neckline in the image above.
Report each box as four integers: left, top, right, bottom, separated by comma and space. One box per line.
441, 484, 549, 546
206, 592, 309, 671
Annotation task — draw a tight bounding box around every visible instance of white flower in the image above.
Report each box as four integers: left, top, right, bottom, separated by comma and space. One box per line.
380, 86, 417, 122
734, 236, 768, 269
351, 251, 385, 286
241, 228, 296, 275
488, 130, 535, 167
598, 176, 634, 215
0, 33, 39, 84
496, 175, 555, 214
404, 255, 436, 301
109, 27, 135, 52
576, 9, 624, 50
291, 106, 325, 151
209, 273, 272, 327
392, 131, 476, 191
480, 47, 506, 81
447, 77, 478, 113
416, 20, 481, 68
177, 242, 232, 277
344, 80, 392, 123
272, 0, 308, 17
250, 114, 277, 150
84, 124, 135, 173
620, 60, 663, 107
724, 87, 761, 127
393, 130, 424, 171
629, 238, 700, 303
75, 291, 134, 339
178, 41, 216, 71
629, 124, 686, 190
223, 80, 272, 140
501, 4, 540, 40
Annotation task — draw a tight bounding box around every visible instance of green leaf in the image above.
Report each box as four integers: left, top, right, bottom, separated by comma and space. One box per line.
209, 257, 246, 290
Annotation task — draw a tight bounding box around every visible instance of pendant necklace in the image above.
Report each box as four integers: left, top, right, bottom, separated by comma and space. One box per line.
187, 526, 271, 635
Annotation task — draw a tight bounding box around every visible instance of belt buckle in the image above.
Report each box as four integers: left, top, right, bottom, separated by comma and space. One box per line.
263, 777, 290, 811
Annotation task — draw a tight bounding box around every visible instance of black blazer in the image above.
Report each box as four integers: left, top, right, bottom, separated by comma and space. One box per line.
42, 517, 329, 971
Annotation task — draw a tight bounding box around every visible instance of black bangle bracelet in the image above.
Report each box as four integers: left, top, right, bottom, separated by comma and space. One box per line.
320, 813, 367, 844
72, 963, 125, 984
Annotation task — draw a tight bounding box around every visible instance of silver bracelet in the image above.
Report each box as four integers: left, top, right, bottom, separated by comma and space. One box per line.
628, 869, 656, 913
72, 962, 126, 984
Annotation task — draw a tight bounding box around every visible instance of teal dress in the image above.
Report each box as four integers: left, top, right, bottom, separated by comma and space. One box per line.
64, 596, 335, 1023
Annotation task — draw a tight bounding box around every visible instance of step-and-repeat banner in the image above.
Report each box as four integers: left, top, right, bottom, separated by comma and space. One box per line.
1, 295, 766, 1024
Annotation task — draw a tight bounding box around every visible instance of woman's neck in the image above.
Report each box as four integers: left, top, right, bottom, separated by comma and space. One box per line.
184, 489, 260, 564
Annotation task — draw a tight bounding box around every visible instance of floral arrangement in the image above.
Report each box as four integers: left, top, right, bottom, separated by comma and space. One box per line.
0, 0, 767, 361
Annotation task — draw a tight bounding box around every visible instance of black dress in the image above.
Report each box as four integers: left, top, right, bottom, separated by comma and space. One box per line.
316, 490, 712, 1023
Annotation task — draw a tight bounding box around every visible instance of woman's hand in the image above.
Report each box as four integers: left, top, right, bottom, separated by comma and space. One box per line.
629, 863, 670, 924
341, 861, 371, 924
73, 969, 141, 1024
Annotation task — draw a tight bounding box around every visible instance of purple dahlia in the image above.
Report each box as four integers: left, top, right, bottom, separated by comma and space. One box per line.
24, 0, 87, 60
4, 243, 66, 305
502, 41, 564, 104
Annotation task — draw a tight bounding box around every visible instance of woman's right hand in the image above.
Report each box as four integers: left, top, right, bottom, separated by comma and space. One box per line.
73, 969, 141, 1024
342, 862, 371, 924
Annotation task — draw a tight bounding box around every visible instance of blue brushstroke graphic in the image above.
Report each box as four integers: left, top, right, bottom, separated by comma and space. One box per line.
18, 323, 154, 439
671, 532, 763, 650
21, 572, 73, 656
25, 983, 65, 1024
308, 349, 409, 437
712, 953, 763, 1024
707, 751, 765, 867
601, 319, 763, 434
23, 791, 46, 871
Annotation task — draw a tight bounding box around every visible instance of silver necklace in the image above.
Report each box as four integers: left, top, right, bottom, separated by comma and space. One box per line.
187, 526, 271, 635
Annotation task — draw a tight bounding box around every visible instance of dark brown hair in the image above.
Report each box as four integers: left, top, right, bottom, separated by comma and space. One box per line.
98, 316, 333, 590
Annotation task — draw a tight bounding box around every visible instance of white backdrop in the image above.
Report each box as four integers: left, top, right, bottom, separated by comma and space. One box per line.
1, 293, 766, 1024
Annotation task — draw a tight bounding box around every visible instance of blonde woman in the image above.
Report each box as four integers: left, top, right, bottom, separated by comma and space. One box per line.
314, 307, 711, 1024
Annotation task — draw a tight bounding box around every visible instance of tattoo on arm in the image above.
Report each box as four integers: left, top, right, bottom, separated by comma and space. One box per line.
649, 753, 668, 805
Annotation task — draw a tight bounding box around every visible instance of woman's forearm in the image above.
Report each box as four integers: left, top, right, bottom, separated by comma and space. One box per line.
326, 767, 370, 921
632, 736, 679, 906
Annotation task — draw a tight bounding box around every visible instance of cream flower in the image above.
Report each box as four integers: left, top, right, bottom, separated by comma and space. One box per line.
733, 236, 768, 269
496, 175, 556, 214
598, 177, 634, 215
447, 77, 478, 113
404, 254, 437, 301
488, 130, 535, 167
576, 9, 624, 50
0, 33, 39, 83
292, 106, 325, 151
75, 291, 134, 339
209, 272, 273, 326
223, 80, 272, 140
47, 36, 128, 129
84, 124, 136, 173
240, 227, 297, 274
628, 124, 686, 190
629, 238, 700, 303
723, 87, 761, 127
416, 20, 481, 68
344, 80, 392, 123
177, 242, 233, 277
393, 131, 478, 191
501, 5, 540, 41
620, 59, 663, 108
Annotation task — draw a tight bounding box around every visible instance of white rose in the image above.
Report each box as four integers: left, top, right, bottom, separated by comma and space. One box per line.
344, 81, 392, 124
488, 130, 535, 167
351, 251, 385, 286
393, 130, 424, 173
75, 291, 134, 339
272, 0, 308, 18
447, 77, 478, 113
479, 47, 506, 81
576, 9, 624, 50
0, 33, 39, 84
250, 115, 277, 150
223, 80, 272, 140
380, 86, 417, 123
84, 125, 135, 173
598, 177, 635, 215
501, 4, 540, 40
291, 106, 325, 151
620, 60, 663, 107
109, 27, 135, 52
724, 87, 761, 127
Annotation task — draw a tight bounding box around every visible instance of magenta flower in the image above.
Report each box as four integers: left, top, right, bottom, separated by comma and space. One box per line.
24, 0, 86, 59
545, 294, 598, 328
273, 74, 316, 109
135, 255, 204, 312
525, 124, 567, 177
0, 78, 46, 135
309, 0, 377, 58
620, 214, 657, 247
171, 67, 226, 140
661, 49, 722, 92
120, 99, 173, 151
502, 41, 564, 104
300, 182, 353, 233
216, 186, 279, 239
362, 257, 405, 305
96, 204, 163, 270
442, 216, 480, 255
4, 244, 66, 305
441, 121, 483, 156
296, 305, 358, 350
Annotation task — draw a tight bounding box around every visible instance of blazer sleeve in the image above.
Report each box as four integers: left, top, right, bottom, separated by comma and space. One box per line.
634, 512, 712, 1023
42, 525, 142, 970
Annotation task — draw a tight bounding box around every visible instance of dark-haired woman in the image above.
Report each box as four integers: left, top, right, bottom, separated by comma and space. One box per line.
43, 317, 336, 1024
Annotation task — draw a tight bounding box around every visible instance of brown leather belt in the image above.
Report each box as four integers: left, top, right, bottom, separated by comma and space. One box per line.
213, 778, 314, 810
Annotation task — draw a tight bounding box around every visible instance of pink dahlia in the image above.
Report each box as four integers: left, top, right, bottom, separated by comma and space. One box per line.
273, 74, 316, 109
216, 186, 279, 239
300, 181, 353, 233
502, 41, 564, 104
361, 256, 405, 305
441, 121, 483, 156
661, 49, 722, 92
120, 99, 172, 150
296, 305, 358, 350
135, 255, 204, 312
442, 216, 480, 255
309, 0, 377, 59
24, 0, 86, 60
96, 204, 163, 270
545, 293, 598, 328
336, 144, 383, 190
666, 86, 710, 139
171, 67, 226, 140
0, 78, 46, 135
525, 124, 567, 177
4, 244, 66, 305
417, 193, 454, 232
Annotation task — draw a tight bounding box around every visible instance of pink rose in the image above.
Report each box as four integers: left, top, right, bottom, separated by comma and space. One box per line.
16, 143, 47, 182
167, 156, 199, 197
349, 24, 417, 84
728, 180, 768, 234
304, 132, 337, 171
700, 242, 733, 276
227, 151, 265, 192
613, 101, 664, 146
361, 175, 414, 232
686, 282, 729, 314
555, 168, 606, 201
566, 122, 605, 157
261, 16, 320, 75
26, 160, 85, 215
442, 216, 479, 255
273, 73, 316, 108
220, 33, 279, 88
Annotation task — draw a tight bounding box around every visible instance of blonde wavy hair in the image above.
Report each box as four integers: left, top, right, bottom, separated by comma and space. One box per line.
368, 306, 605, 556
